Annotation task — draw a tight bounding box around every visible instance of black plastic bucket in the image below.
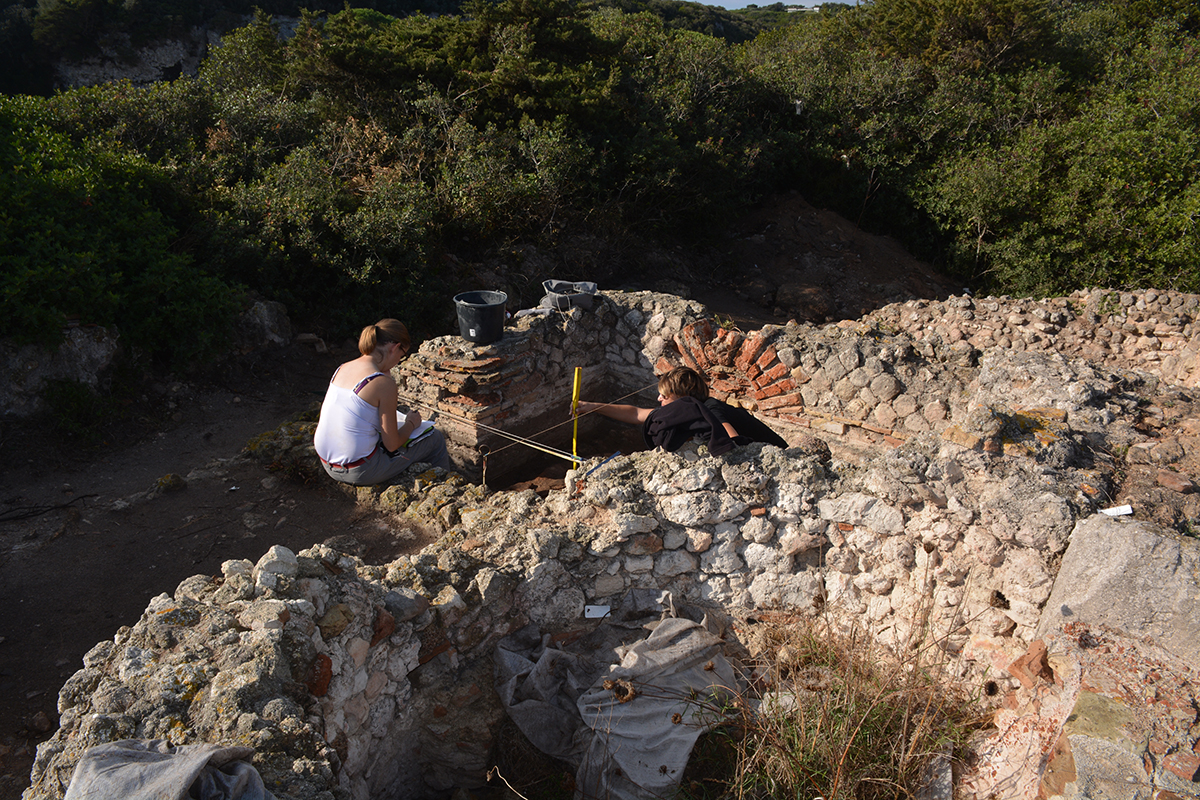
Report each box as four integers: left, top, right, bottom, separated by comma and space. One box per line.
454, 290, 508, 344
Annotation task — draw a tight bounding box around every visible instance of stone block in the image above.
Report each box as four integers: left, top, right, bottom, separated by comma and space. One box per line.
1156, 469, 1195, 493
1035, 516, 1200, 664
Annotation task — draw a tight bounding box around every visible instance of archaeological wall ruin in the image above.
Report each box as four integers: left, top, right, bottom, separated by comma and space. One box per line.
24, 288, 1200, 800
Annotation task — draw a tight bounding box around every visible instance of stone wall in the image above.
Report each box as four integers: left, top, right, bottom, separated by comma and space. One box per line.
401, 286, 1200, 477
26, 288, 1200, 800
393, 293, 708, 485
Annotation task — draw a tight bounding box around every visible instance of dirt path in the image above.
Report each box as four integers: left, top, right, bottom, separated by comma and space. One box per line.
0, 342, 433, 798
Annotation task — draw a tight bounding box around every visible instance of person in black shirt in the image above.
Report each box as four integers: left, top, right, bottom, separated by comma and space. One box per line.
575, 367, 788, 454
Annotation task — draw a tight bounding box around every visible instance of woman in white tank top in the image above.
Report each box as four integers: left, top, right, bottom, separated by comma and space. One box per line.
313, 319, 450, 485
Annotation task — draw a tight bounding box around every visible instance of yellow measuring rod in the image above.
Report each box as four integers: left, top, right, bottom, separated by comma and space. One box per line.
572, 366, 582, 459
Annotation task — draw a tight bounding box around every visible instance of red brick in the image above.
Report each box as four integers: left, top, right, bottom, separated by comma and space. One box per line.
775, 378, 797, 392
418, 639, 453, 666
1163, 752, 1200, 781
306, 653, 333, 697
735, 336, 768, 372
676, 320, 713, 360
770, 405, 805, 415
710, 378, 740, 395
757, 384, 785, 399
755, 346, 778, 370
884, 434, 907, 446
719, 327, 744, 349
442, 394, 496, 411
370, 608, 396, 647
676, 321, 710, 371
1006, 640, 1053, 690
777, 413, 810, 427
441, 357, 506, 372
757, 362, 789, 386
759, 392, 804, 410
655, 356, 675, 374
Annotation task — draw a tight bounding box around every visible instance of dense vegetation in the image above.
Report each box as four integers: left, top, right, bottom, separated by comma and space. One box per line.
1, 0, 1197, 366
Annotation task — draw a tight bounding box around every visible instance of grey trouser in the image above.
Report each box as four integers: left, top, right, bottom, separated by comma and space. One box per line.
322, 429, 451, 486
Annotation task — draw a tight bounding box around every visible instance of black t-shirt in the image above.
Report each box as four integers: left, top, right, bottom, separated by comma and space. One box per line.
643, 397, 735, 454
704, 398, 788, 449
641, 396, 788, 453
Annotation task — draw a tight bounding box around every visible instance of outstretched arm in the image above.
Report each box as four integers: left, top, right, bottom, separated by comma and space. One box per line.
575, 401, 653, 425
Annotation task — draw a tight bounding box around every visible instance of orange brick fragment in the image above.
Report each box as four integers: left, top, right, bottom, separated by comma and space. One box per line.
757, 362, 789, 385
755, 346, 778, 370
736, 336, 768, 372
759, 392, 804, 410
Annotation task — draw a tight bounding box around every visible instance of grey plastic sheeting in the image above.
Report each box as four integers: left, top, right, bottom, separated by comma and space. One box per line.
63, 739, 275, 800
496, 613, 741, 800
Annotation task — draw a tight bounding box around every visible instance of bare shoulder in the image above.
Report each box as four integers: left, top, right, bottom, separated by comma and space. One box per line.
330, 357, 388, 390
357, 371, 397, 407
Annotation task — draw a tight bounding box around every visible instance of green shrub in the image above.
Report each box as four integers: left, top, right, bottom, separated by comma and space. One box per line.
0, 95, 242, 368
10, 0, 1200, 347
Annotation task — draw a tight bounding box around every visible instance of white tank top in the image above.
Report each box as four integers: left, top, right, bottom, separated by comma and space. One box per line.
313, 374, 385, 464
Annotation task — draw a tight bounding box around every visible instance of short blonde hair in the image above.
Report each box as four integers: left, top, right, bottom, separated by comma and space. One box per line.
658, 366, 709, 401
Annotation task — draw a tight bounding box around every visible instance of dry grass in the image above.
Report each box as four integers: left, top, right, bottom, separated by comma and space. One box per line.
485, 613, 984, 800
679, 615, 983, 800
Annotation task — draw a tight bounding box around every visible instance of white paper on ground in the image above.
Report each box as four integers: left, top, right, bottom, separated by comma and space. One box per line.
1100, 504, 1133, 516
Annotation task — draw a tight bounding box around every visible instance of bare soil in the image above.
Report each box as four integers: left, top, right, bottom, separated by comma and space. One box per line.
0, 192, 961, 798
